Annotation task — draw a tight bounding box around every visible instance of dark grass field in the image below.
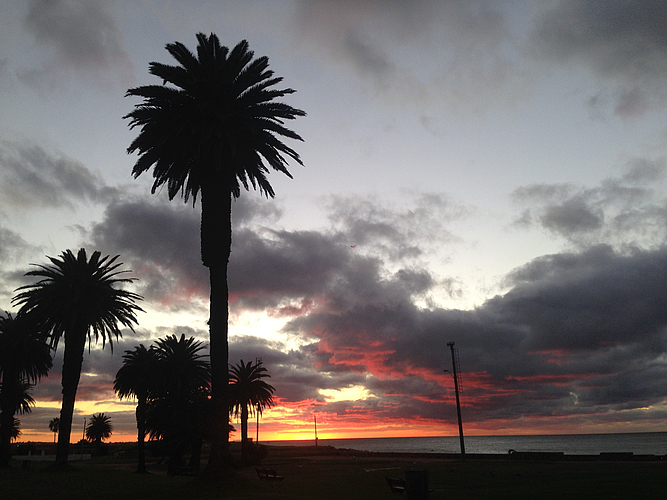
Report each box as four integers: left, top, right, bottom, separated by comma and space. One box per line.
2, 445, 665, 499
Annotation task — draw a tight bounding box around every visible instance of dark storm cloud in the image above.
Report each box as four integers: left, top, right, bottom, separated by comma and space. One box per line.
87, 192, 455, 314
72, 187, 667, 428
511, 158, 667, 247
88, 196, 286, 310
531, 0, 667, 116
22, 0, 134, 90
0, 140, 114, 210
279, 242, 667, 424
89, 198, 206, 308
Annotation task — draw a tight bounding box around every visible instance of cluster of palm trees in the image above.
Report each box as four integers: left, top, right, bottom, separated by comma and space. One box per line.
0, 313, 53, 465
0, 249, 143, 468
0, 32, 303, 473
114, 335, 274, 474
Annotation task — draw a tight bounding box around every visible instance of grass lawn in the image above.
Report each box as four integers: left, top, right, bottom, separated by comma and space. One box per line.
2, 446, 665, 499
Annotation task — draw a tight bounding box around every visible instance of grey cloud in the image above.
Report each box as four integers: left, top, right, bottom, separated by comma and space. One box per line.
0, 140, 113, 210
292, 0, 525, 110
22, 0, 134, 90
0, 225, 41, 306
342, 34, 394, 80
89, 198, 206, 309
0, 225, 35, 265
531, 0, 667, 79
540, 197, 604, 234
88, 195, 293, 311
511, 158, 667, 247
326, 193, 466, 261
496, 245, 667, 353
531, 0, 667, 115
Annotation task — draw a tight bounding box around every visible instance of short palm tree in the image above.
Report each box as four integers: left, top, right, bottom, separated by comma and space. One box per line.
125, 32, 305, 468
229, 359, 275, 462
13, 249, 143, 466
148, 334, 210, 475
10, 417, 21, 442
85, 413, 113, 448
48, 417, 60, 444
0, 312, 52, 467
113, 344, 155, 473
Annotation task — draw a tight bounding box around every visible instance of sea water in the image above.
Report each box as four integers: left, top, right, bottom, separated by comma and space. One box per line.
266, 432, 667, 456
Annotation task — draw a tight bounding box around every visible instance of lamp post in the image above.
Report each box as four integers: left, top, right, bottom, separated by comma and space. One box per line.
446, 341, 465, 459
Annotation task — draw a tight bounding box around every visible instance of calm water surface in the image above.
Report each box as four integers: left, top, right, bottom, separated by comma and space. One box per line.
266, 432, 667, 455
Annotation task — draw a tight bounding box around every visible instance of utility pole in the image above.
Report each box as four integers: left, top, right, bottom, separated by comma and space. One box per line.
447, 341, 465, 459
314, 415, 318, 447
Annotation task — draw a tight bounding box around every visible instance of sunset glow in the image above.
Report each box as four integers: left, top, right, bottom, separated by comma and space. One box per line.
3, 0, 667, 448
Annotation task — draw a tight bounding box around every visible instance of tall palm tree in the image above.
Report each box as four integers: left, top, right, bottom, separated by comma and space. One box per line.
85, 413, 113, 449
125, 33, 305, 467
148, 334, 210, 475
113, 344, 155, 473
0, 312, 52, 467
229, 359, 275, 462
12, 249, 143, 466
49, 417, 60, 444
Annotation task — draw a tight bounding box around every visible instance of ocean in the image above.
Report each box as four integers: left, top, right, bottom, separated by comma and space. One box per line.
266, 432, 667, 456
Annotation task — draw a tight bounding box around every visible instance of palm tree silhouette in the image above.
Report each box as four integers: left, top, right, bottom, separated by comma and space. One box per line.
229, 359, 275, 463
125, 33, 305, 467
49, 417, 60, 444
148, 334, 210, 475
9, 417, 21, 442
13, 249, 143, 466
85, 413, 113, 454
0, 312, 52, 467
113, 344, 155, 473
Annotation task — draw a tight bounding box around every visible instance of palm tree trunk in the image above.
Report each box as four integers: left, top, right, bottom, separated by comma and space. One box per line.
136, 398, 147, 473
207, 263, 230, 468
201, 186, 232, 471
241, 403, 249, 463
0, 370, 17, 468
55, 330, 86, 466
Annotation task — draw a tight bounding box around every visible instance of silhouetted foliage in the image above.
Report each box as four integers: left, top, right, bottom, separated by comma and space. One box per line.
145, 334, 211, 475
113, 344, 155, 472
0, 312, 52, 467
13, 249, 143, 466
125, 32, 305, 469
86, 413, 113, 455
10, 417, 21, 442
48, 417, 60, 444
229, 359, 275, 464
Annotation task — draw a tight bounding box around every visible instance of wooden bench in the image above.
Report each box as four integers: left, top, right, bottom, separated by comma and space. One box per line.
256, 467, 285, 483
386, 476, 406, 494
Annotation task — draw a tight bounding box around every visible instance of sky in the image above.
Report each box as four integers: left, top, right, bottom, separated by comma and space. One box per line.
1, 0, 667, 444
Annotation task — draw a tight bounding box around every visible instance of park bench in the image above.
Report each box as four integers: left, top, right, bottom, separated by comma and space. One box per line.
386, 476, 406, 494
256, 467, 285, 482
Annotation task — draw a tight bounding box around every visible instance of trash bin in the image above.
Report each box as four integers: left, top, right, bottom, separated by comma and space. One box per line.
405, 469, 428, 500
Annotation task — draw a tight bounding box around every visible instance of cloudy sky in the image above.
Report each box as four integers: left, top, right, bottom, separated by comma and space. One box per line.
2, 0, 667, 443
